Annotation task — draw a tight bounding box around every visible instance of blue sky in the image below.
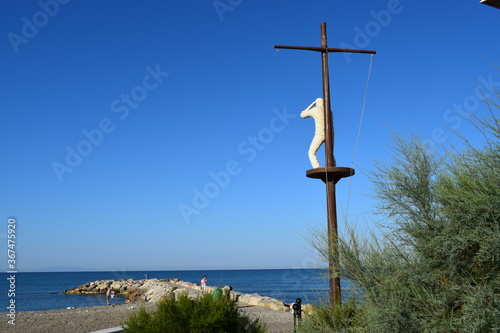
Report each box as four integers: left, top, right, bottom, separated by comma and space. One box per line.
1, 0, 498, 272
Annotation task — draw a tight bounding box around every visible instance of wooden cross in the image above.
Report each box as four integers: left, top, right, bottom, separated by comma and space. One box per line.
274, 22, 376, 307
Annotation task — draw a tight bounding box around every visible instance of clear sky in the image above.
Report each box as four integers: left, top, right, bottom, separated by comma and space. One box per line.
1, 0, 498, 272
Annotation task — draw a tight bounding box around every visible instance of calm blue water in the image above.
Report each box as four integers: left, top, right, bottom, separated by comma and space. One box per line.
0, 269, 348, 312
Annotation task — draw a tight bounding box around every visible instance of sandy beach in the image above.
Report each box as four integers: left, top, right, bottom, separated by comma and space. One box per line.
3, 303, 295, 333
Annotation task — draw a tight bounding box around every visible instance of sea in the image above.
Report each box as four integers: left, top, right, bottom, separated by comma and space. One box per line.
0, 269, 354, 312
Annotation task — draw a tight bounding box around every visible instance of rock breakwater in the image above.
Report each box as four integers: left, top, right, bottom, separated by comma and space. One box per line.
64, 278, 296, 312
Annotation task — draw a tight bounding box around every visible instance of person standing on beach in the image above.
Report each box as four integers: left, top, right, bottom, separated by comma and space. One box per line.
222, 286, 233, 299
201, 275, 207, 293
106, 287, 113, 306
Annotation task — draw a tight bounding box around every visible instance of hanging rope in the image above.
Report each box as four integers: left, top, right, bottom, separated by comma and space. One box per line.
345, 54, 375, 224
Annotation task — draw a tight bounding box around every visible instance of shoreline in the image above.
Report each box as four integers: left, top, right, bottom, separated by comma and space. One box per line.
2, 278, 306, 332
1, 269, 325, 314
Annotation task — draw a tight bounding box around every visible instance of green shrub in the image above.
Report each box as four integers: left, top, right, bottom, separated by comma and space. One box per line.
297, 299, 365, 333
122, 292, 266, 333
307, 77, 500, 332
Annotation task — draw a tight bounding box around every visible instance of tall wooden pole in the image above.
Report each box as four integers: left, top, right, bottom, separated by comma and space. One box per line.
320, 23, 334, 169
320, 22, 341, 306
274, 22, 376, 308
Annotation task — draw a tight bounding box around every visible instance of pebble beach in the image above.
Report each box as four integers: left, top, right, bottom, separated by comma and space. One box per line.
6, 303, 295, 333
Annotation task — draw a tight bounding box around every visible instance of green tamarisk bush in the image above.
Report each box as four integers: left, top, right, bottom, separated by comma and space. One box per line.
123, 292, 266, 333
305, 84, 499, 332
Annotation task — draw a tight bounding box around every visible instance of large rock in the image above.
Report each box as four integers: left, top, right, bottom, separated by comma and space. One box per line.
64, 278, 305, 312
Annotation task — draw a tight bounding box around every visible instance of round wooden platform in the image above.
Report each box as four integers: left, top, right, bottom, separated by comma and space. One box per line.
306, 167, 355, 183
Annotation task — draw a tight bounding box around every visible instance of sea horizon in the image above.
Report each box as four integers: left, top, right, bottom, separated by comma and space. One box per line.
20, 267, 322, 273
